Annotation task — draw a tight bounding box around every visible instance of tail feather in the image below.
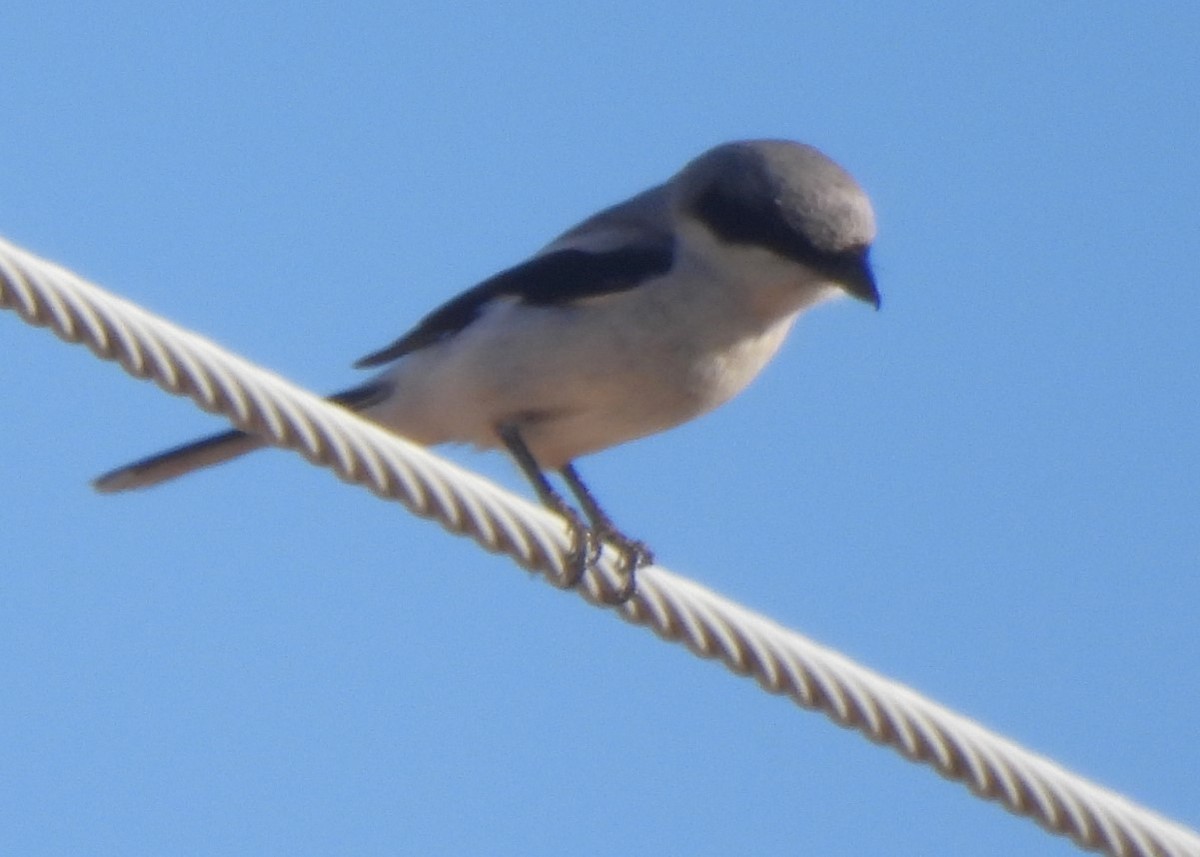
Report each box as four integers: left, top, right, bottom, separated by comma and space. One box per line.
93, 429, 268, 493
92, 380, 393, 494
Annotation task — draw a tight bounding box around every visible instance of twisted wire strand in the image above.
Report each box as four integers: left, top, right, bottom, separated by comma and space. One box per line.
2, 235, 1197, 857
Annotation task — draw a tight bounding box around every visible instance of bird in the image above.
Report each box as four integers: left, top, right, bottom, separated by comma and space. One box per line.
95, 139, 879, 601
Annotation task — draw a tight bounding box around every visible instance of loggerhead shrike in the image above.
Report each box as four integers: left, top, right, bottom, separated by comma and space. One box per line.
95, 139, 878, 600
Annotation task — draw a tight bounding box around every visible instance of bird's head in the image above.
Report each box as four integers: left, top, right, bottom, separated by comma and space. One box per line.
672, 139, 879, 308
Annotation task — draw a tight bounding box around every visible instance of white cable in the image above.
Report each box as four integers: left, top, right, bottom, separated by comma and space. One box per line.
2, 234, 1197, 857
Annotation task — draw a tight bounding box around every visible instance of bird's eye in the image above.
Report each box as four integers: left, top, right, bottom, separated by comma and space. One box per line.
693, 183, 780, 247
694, 183, 818, 261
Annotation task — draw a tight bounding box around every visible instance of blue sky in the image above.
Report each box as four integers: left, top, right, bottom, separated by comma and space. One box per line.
3, 4, 1198, 855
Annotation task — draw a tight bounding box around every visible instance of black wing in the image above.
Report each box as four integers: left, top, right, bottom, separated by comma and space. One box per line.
354, 241, 674, 368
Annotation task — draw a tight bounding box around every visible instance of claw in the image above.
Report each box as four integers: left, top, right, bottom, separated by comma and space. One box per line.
595, 527, 653, 605
557, 508, 599, 591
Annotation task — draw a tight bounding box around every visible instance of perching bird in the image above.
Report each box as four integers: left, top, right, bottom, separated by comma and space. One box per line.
95, 139, 879, 600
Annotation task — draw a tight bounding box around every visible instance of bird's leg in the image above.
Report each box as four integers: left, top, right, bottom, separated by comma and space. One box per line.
498, 424, 596, 590
559, 462, 652, 603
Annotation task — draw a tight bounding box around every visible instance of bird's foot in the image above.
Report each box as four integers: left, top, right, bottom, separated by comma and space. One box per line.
593, 527, 654, 605
555, 507, 600, 592
552, 513, 651, 605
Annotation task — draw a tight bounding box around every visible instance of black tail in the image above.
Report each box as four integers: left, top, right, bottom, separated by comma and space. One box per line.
93, 380, 391, 493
